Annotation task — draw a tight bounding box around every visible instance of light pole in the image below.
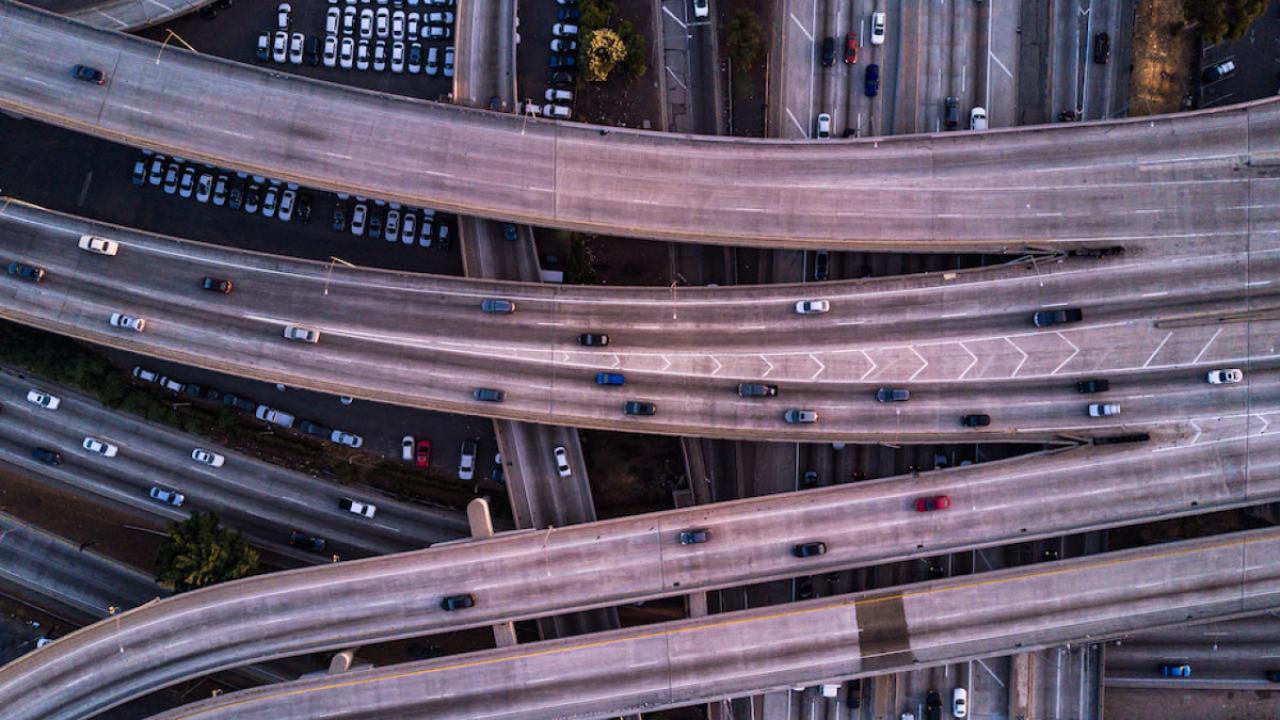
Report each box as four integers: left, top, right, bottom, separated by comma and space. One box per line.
324, 256, 356, 296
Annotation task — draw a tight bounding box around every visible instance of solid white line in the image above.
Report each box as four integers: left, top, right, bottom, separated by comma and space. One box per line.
1143, 331, 1172, 368
1192, 327, 1224, 364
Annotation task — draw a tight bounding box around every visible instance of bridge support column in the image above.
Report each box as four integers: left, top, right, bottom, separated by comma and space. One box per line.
467, 498, 516, 647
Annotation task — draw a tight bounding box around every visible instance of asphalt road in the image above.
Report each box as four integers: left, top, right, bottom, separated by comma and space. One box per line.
25, 0, 214, 30
2, 202, 1273, 441
0, 371, 470, 558
144, 527, 1280, 720
0, 424, 1273, 719
1, 1, 1276, 249
1106, 615, 1280, 690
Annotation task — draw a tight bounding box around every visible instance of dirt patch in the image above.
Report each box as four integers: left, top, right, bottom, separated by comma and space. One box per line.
719, 0, 771, 135
539, 229, 672, 286
582, 430, 684, 517
1128, 0, 1196, 115
572, 0, 663, 129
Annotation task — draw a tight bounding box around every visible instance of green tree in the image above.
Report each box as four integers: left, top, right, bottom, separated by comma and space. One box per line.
156, 512, 259, 592
1183, 0, 1267, 43
727, 8, 765, 69
585, 27, 628, 82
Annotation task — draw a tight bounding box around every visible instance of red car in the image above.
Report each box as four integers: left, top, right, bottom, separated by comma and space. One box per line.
915, 495, 951, 512
416, 439, 431, 469
844, 33, 859, 64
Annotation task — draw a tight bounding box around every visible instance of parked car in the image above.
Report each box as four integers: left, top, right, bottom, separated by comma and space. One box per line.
970, 107, 988, 130
191, 448, 225, 467
289, 531, 327, 553
553, 446, 572, 477
331, 430, 364, 448
416, 439, 432, 469
82, 437, 118, 457
692, 0, 709, 17
458, 440, 478, 480
132, 366, 159, 383
596, 372, 625, 386
623, 400, 657, 416
1202, 60, 1235, 83
876, 388, 910, 402
157, 376, 185, 393
925, 691, 942, 720
738, 383, 778, 397
816, 112, 831, 139
473, 388, 506, 402
915, 496, 951, 512
254, 405, 295, 427
944, 96, 960, 129
149, 486, 184, 506
223, 394, 256, 413
793, 541, 827, 558
578, 333, 609, 347
1076, 378, 1110, 393
813, 250, 829, 280
441, 594, 474, 611
298, 420, 333, 438
256, 32, 270, 61
339, 497, 377, 518
78, 235, 119, 256
784, 409, 818, 424
953, 688, 967, 718
1088, 403, 1120, 417
1207, 368, 1243, 384
795, 299, 830, 314
679, 528, 711, 544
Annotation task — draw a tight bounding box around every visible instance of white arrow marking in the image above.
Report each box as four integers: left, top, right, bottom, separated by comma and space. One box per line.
710, 356, 724, 376
908, 346, 929, 381
558, 351, 571, 364
809, 353, 827, 380
659, 356, 672, 372
1006, 337, 1029, 377
859, 350, 878, 380
957, 342, 979, 380
609, 354, 620, 368
761, 356, 776, 378
1052, 332, 1080, 375
1189, 419, 1202, 446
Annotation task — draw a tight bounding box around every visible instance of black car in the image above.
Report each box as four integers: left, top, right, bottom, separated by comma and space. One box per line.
737, 383, 778, 397
32, 447, 62, 466
502, 223, 518, 241
367, 209, 383, 239
71, 64, 106, 84
801, 470, 818, 488
821, 36, 835, 67
244, 184, 261, 213
1076, 378, 1110, 393
679, 528, 710, 544
288, 530, 327, 553
7, 262, 45, 283
797, 576, 815, 599
813, 250, 829, 280
296, 193, 312, 224
864, 63, 880, 97
255, 32, 269, 61
1265, 669, 1280, 682
1033, 308, 1083, 327
876, 388, 910, 402
298, 420, 333, 438
793, 541, 827, 558
227, 179, 244, 210
961, 414, 991, 427
201, 277, 233, 294
181, 383, 207, 399
925, 690, 942, 720
557, 7, 581, 20
547, 71, 574, 85
304, 36, 321, 66
549, 54, 577, 69
440, 594, 475, 611
623, 401, 656, 416
131, 160, 146, 186
1092, 32, 1110, 64
223, 393, 257, 413
578, 333, 609, 347
332, 203, 347, 232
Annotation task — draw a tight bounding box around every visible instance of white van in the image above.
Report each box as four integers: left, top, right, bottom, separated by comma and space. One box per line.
545, 88, 574, 102
970, 107, 987, 130
542, 104, 571, 119
552, 23, 578, 36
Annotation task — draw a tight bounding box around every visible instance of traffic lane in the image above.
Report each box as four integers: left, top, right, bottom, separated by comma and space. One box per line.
780, 0, 820, 138
504, 423, 594, 526
1, 434, 1272, 720
0, 375, 469, 552
143, 527, 1280, 720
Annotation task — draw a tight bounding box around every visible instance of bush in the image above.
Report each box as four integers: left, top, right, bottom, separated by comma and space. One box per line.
156, 512, 259, 592
727, 8, 765, 69
575, 0, 646, 81
1183, 0, 1267, 43
585, 28, 628, 81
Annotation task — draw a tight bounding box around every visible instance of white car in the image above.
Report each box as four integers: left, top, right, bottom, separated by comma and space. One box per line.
375, 7, 390, 37
26, 389, 60, 410
542, 104, 571, 119
109, 312, 146, 332
407, 13, 420, 38
289, 32, 304, 64
373, 41, 387, 71
77, 235, 118, 256
278, 188, 296, 222
1207, 368, 1244, 384
191, 448, 225, 467
324, 35, 338, 67
325, 6, 340, 34
401, 212, 417, 244
357, 40, 371, 71
443, 46, 454, 77
392, 9, 405, 39
545, 88, 573, 102
870, 12, 886, 45
384, 209, 400, 241
272, 30, 288, 63
359, 7, 374, 39
331, 430, 364, 448
82, 437, 119, 458
553, 445, 571, 477
276, 2, 291, 30
149, 486, 185, 507
692, 0, 708, 19
1088, 403, 1121, 417
391, 41, 405, 73
340, 497, 377, 518
195, 173, 212, 203
350, 202, 367, 235
458, 439, 477, 480
283, 325, 321, 343
401, 435, 415, 462
970, 107, 988, 130
157, 375, 185, 393
342, 5, 356, 34
340, 37, 355, 69
425, 46, 439, 75
132, 366, 159, 383
816, 112, 831, 139
427, 11, 454, 24
795, 299, 830, 314
953, 688, 967, 718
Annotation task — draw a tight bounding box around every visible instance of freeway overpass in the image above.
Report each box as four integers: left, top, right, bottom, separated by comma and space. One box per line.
1, 202, 1272, 441
148, 526, 1280, 719
25, 0, 216, 30
1, 424, 1274, 719
0, 1, 1276, 249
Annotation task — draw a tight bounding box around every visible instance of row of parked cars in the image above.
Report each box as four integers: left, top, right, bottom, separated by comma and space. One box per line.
131, 152, 315, 224
537, 3, 583, 118
334, 199, 452, 248
262, 3, 454, 74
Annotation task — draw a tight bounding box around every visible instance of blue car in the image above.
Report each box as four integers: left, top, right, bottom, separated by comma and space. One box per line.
1159, 664, 1191, 677
595, 372, 625, 386
864, 63, 880, 97
7, 262, 45, 283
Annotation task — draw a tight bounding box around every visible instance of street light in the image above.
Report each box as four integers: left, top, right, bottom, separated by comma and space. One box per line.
324, 256, 356, 296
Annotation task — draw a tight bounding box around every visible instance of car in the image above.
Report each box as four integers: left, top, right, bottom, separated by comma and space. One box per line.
408, 43, 423, 73
1076, 378, 1109, 393
1032, 308, 1083, 327
243, 184, 261, 213
426, 46, 440, 75
1088, 403, 1120, 417
915, 496, 951, 512
149, 486, 184, 506
492, 452, 505, 483
261, 185, 279, 217
549, 53, 577, 70
1203, 60, 1235, 83
332, 203, 348, 232
802, 470, 818, 488
481, 298, 516, 314
350, 202, 367, 235
542, 104, 572, 119
255, 405, 295, 427
340, 36, 355, 69
821, 36, 835, 67
596, 372, 626, 386
427, 10, 455, 24
276, 2, 291, 30
366, 207, 382, 237
425, 24, 453, 40
502, 222, 520, 241
375, 7, 390, 37
130, 160, 146, 185
692, 0, 708, 18
323, 35, 338, 67
77, 436, 118, 458
925, 690, 942, 720
870, 11, 886, 44
1159, 664, 1192, 677
373, 41, 387, 72
458, 439, 478, 480
359, 7, 374, 38
392, 9, 406, 39
816, 112, 831, 138
339, 497, 377, 518
1092, 32, 1110, 64
400, 212, 417, 244
416, 439, 432, 468
178, 167, 195, 198
549, 39, 578, 53
793, 541, 827, 558
864, 63, 880, 96
211, 175, 228, 206
408, 13, 421, 38
738, 383, 778, 397
326, 6, 341, 34
272, 30, 288, 63
400, 435, 417, 463
147, 156, 166, 185
256, 32, 271, 61
157, 375, 185, 393
77, 235, 119, 256
557, 7, 580, 20
970, 107, 988, 130
194, 173, 213, 203
227, 179, 243, 209
680, 528, 711, 544
624, 401, 657, 416
473, 387, 506, 402
844, 33, 859, 63
304, 35, 321, 66
278, 188, 295, 222
784, 409, 818, 423
298, 420, 333, 438
289, 531, 327, 553
876, 388, 909, 402
553, 446, 572, 477
552, 23, 578, 36
132, 366, 159, 383
162, 162, 180, 194
191, 448, 225, 467
70, 64, 106, 84
813, 250, 829, 280
296, 193, 312, 224
795, 299, 829, 314
223, 394, 256, 413
953, 688, 967, 718
1207, 368, 1243, 384
357, 40, 371, 70
109, 312, 146, 332
283, 325, 321, 343
7, 262, 45, 283
547, 70, 574, 85
961, 414, 990, 427
944, 96, 960, 129
331, 430, 364, 448
441, 594, 475, 611
384, 208, 400, 240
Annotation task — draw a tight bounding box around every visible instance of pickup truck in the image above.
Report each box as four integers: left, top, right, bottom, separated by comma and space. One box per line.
737, 383, 778, 397
1033, 308, 1083, 327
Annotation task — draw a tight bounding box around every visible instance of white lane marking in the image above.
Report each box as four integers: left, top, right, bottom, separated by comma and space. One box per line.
710, 357, 724, 375
808, 353, 826, 380
1052, 332, 1081, 375
1193, 327, 1224, 364
786, 108, 809, 137
1143, 331, 1172, 368
859, 350, 878, 380
908, 346, 929, 381
1007, 337, 1030, 377
789, 12, 813, 42
760, 356, 776, 378
957, 342, 979, 380
662, 4, 688, 28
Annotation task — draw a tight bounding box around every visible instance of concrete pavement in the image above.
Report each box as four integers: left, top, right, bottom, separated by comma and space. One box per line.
28, 0, 218, 31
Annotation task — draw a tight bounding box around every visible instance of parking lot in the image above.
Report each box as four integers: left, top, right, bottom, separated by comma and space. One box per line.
1198, 0, 1280, 108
